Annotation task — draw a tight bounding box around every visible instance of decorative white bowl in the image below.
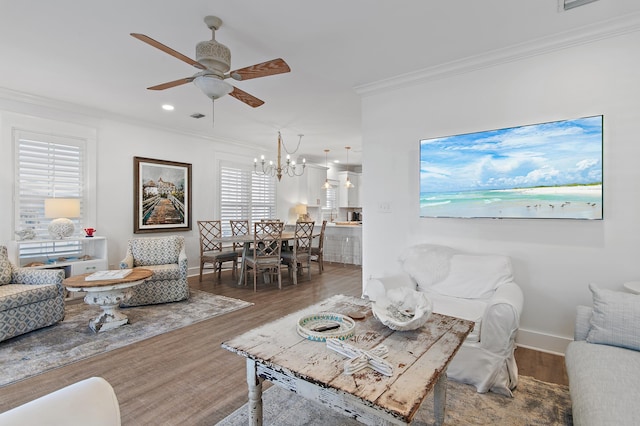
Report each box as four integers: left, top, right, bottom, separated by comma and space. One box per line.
297, 312, 356, 342
371, 287, 433, 331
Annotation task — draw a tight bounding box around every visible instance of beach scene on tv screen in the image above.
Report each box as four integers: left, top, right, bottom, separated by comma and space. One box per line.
420, 115, 603, 219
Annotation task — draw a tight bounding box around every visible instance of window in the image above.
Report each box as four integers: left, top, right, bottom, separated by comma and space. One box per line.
219, 163, 277, 235
14, 130, 87, 258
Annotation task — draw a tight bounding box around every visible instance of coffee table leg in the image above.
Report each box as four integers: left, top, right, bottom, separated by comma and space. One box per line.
247, 359, 264, 425
433, 368, 447, 426
84, 288, 133, 333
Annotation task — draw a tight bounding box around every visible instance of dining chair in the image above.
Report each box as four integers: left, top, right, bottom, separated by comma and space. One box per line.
245, 221, 284, 291
281, 221, 315, 285
197, 220, 239, 282
229, 219, 250, 254
310, 220, 327, 274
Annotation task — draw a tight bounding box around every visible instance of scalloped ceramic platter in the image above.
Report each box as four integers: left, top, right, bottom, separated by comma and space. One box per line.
297, 312, 356, 342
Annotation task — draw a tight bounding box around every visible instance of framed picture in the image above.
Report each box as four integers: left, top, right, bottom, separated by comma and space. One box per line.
420, 115, 603, 220
133, 156, 192, 233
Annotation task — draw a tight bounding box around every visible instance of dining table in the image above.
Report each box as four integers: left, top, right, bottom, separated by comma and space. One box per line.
213, 231, 320, 286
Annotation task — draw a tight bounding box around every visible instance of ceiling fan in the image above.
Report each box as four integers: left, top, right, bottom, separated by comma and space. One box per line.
131, 15, 291, 114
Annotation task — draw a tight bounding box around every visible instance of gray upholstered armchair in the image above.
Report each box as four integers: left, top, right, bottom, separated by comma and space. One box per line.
119, 235, 189, 307
0, 246, 65, 342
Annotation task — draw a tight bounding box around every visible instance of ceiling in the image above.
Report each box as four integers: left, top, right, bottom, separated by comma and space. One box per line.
1, 0, 638, 166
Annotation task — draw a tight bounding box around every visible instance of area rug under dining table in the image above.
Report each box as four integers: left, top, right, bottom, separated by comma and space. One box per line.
0, 289, 252, 387
218, 374, 572, 425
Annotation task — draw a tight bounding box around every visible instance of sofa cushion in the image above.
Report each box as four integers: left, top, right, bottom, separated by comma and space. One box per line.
0, 246, 13, 285
139, 264, 182, 281
565, 340, 640, 426
425, 291, 486, 343
0, 284, 60, 312
429, 254, 513, 299
587, 283, 640, 351
131, 237, 181, 267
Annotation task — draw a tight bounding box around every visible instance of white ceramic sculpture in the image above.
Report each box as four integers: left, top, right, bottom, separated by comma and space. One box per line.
371, 287, 433, 331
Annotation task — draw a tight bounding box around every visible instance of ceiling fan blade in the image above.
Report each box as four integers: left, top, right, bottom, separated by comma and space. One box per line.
229, 86, 265, 108
131, 33, 206, 70
147, 77, 195, 91
229, 58, 291, 81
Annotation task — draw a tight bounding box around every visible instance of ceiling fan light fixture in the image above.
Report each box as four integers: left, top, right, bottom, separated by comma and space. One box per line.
193, 75, 233, 99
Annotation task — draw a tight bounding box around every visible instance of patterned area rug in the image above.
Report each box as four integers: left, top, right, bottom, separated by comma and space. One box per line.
0, 289, 252, 387
217, 375, 572, 426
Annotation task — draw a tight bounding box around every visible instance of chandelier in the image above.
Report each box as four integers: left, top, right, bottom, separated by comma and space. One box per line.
254, 131, 305, 181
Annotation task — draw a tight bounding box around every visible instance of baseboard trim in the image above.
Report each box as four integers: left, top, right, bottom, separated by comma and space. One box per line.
516, 329, 572, 356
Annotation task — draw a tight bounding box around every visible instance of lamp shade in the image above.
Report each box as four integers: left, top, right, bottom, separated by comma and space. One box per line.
45, 198, 80, 219
295, 204, 308, 215
193, 75, 233, 100
44, 198, 80, 239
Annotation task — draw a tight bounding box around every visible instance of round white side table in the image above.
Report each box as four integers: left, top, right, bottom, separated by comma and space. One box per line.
623, 281, 640, 294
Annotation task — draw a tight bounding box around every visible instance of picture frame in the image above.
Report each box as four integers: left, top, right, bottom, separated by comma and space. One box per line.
133, 156, 192, 233
420, 115, 603, 220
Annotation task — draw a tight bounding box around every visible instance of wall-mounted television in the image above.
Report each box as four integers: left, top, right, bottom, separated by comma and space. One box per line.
420, 115, 603, 220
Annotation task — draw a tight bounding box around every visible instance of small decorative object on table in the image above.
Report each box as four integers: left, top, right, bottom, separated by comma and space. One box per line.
14, 228, 36, 241
371, 287, 433, 331
85, 269, 133, 281
84, 227, 96, 237
297, 312, 355, 342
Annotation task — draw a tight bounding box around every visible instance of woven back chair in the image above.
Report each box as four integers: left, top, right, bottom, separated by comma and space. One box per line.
310, 220, 327, 274
281, 221, 315, 285
197, 220, 238, 282
230, 219, 250, 254
245, 221, 284, 291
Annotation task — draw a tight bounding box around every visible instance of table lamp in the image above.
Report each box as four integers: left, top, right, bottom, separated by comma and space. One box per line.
295, 204, 308, 221
45, 198, 80, 239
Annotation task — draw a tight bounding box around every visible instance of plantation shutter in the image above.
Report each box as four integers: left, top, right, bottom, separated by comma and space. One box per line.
14, 130, 86, 258
219, 163, 277, 235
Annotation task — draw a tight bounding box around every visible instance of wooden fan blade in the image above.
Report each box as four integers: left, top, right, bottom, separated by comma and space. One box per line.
131, 33, 206, 70
230, 58, 291, 81
147, 77, 194, 90
229, 86, 265, 108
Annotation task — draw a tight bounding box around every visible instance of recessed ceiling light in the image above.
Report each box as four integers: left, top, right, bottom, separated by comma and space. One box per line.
334, 160, 340, 163
162, 104, 175, 111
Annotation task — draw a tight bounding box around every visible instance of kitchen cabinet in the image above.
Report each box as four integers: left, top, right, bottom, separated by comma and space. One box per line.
304, 165, 327, 207
338, 171, 361, 207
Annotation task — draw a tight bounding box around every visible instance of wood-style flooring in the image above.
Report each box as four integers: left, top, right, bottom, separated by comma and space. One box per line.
0, 263, 567, 425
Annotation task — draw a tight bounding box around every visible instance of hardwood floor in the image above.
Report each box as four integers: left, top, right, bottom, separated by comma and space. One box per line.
0, 263, 567, 425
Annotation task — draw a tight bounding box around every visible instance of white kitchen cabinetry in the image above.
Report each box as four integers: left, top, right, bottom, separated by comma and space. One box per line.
338, 171, 361, 208
304, 165, 327, 207
11, 236, 108, 277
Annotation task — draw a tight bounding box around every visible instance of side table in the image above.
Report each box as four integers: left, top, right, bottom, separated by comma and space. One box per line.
64, 268, 152, 332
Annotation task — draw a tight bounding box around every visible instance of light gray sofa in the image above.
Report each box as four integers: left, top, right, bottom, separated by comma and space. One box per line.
0, 246, 65, 342
565, 284, 640, 426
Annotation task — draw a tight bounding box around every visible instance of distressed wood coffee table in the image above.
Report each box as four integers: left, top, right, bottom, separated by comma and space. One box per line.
221, 294, 473, 425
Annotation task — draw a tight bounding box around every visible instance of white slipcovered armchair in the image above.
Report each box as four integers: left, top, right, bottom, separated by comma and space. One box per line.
366, 244, 523, 396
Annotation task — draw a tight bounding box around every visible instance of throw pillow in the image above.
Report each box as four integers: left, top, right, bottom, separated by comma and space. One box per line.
399, 244, 457, 291
0, 246, 13, 285
428, 254, 513, 299
587, 283, 640, 351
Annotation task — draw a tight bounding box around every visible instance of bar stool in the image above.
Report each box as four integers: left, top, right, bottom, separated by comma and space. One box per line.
340, 234, 361, 266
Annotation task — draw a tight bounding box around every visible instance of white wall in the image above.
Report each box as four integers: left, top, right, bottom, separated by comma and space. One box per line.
361, 29, 640, 354
0, 96, 306, 275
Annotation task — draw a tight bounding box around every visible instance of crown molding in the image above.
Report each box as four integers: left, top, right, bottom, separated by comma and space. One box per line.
0, 86, 255, 149
355, 11, 640, 96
